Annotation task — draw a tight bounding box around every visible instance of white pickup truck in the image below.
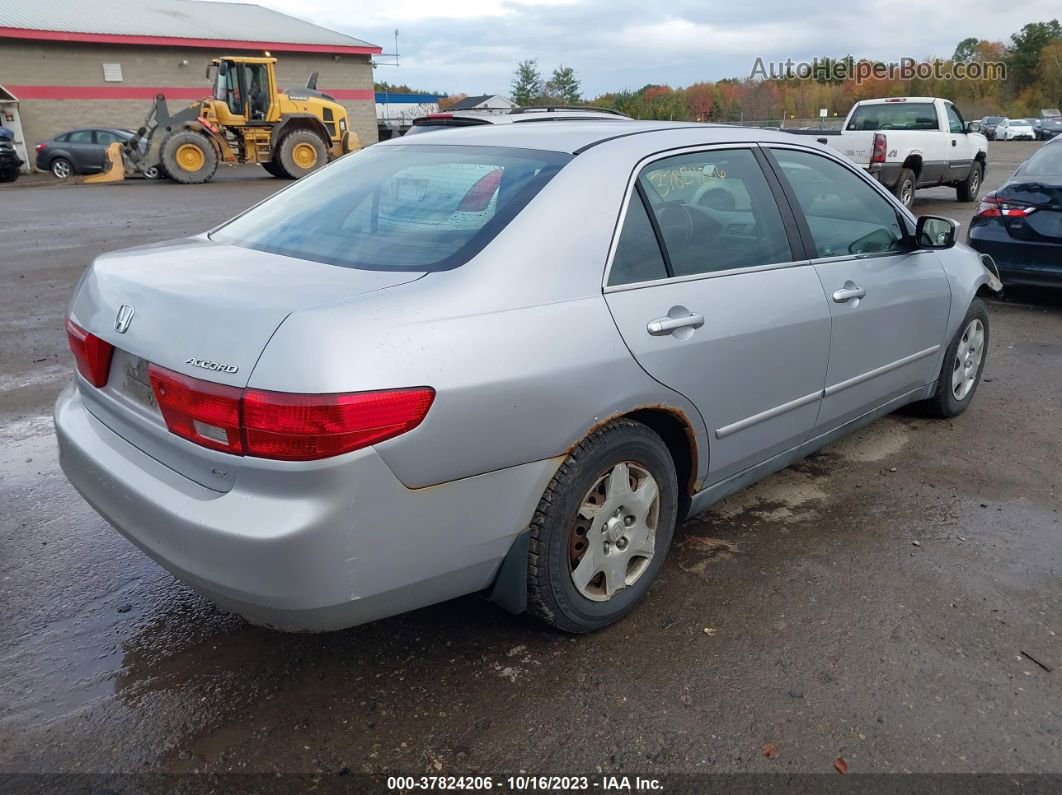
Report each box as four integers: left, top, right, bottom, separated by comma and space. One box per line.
791, 97, 988, 208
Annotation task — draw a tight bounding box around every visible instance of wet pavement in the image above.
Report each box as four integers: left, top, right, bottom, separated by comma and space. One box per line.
1, 145, 1059, 778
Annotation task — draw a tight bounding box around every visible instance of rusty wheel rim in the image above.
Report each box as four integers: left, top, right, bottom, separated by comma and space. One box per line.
568, 461, 659, 602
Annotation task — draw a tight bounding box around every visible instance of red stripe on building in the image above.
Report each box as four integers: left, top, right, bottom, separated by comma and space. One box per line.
0, 27, 381, 55
6, 85, 374, 101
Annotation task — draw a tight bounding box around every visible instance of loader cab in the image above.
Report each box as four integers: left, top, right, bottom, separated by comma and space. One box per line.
209, 57, 278, 125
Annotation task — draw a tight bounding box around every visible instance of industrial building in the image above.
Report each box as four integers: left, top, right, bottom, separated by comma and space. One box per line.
0, 0, 381, 170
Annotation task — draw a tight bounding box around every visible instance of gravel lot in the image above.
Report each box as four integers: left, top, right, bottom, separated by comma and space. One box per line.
1, 142, 1059, 779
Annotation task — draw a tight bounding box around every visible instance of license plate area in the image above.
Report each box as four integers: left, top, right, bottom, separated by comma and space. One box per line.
122, 355, 157, 411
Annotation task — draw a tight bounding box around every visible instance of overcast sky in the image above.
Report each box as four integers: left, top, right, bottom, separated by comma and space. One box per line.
257, 0, 1060, 96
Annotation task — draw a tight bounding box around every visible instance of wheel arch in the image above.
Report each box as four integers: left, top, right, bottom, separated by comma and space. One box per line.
901, 153, 923, 177
487, 405, 704, 616
271, 115, 331, 157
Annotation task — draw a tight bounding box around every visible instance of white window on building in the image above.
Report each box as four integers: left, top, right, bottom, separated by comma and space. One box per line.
102, 63, 123, 82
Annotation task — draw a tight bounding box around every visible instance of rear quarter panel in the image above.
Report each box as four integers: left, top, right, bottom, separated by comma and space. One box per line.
247, 143, 711, 489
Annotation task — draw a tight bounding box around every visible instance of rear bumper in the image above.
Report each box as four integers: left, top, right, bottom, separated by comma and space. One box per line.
871, 163, 902, 190
55, 382, 560, 630
968, 229, 1062, 288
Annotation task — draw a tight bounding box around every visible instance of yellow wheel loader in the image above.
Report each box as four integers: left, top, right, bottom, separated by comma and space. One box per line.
86, 56, 360, 185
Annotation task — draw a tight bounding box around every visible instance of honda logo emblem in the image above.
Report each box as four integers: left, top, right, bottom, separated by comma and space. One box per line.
114, 304, 135, 334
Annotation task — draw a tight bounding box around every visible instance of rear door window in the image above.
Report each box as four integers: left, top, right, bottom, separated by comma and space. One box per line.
607, 192, 668, 286
67, 130, 94, 144
636, 148, 793, 277
213, 145, 571, 271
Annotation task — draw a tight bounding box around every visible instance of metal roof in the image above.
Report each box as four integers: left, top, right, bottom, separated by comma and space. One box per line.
0, 0, 379, 52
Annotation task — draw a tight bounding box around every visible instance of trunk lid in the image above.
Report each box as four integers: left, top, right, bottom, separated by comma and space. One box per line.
70, 237, 424, 490
996, 180, 1062, 243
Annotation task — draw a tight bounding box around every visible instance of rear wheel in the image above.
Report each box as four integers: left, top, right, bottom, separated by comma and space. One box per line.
914, 299, 989, 418
892, 168, 916, 209
0, 167, 17, 183
51, 157, 73, 179
275, 130, 328, 179
160, 131, 218, 184
526, 419, 678, 633
957, 161, 983, 203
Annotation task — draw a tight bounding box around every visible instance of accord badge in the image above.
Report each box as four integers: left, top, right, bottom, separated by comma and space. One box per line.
186, 357, 239, 374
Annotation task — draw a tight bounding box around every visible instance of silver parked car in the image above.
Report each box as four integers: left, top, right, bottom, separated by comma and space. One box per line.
56, 122, 1002, 633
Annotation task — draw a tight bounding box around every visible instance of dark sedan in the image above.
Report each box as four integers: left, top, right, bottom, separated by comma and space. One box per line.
34, 128, 158, 179
968, 140, 1062, 288
1041, 116, 1062, 141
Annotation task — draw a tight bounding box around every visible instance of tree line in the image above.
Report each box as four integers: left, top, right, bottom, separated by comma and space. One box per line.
506, 19, 1062, 122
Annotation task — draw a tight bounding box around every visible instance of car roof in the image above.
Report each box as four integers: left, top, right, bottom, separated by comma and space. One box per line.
415, 107, 630, 126
385, 120, 809, 155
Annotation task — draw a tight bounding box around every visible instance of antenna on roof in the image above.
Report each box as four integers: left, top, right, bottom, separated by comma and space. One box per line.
373, 29, 400, 69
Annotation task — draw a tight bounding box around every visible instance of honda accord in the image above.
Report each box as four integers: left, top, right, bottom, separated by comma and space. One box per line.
56, 121, 1002, 632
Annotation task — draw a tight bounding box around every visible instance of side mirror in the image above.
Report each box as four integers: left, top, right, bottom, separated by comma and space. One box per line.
916, 216, 957, 249
965, 120, 981, 133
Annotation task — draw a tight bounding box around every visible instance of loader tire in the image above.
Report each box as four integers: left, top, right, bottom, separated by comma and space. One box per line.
276, 130, 328, 179
160, 131, 218, 184
261, 161, 286, 178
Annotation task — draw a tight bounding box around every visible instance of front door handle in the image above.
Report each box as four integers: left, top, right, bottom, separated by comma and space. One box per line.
647, 311, 705, 336
832, 284, 866, 303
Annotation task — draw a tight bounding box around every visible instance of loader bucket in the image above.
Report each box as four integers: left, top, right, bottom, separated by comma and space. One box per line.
81, 142, 127, 184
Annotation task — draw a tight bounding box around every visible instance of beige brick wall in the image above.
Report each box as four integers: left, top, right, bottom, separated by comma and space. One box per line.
0, 40, 378, 166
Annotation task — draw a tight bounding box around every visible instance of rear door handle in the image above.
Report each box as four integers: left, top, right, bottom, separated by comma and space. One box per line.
647, 311, 705, 336
832, 284, 866, 303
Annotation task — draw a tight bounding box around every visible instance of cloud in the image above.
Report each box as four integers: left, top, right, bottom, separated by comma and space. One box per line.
250, 0, 1062, 96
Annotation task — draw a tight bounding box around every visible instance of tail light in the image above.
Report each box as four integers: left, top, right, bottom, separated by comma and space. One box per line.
975, 193, 1038, 218
148, 366, 243, 454
871, 133, 887, 164
36, 143, 45, 153
66, 318, 114, 387
148, 364, 434, 461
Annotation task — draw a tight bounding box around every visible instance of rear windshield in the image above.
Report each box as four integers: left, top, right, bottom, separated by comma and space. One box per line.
1017, 144, 1062, 176
212, 144, 570, 271
846, 103, 939, 131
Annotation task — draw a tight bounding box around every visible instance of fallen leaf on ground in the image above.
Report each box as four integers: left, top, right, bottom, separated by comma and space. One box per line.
761, 743, 779, 759
834, 757, 848, 774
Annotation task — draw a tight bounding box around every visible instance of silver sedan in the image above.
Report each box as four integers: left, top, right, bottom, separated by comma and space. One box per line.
55, 121, 1001, 632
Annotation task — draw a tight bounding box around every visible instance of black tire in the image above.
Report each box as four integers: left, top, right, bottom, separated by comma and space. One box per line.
50, 157, 73, 179
526, 419, 678, 633
957, 161, 983, 203
275, 130, 328, 179
261, 161, 286, 178
892, 168, 916, 209
914, 298, 989, 418
160, 131, 218, 184
0, 168, 17, 183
